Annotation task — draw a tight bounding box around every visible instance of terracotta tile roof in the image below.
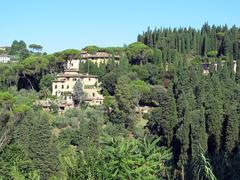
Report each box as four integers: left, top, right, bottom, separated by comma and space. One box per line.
56, 74, 98, 78
64, 68, 79, 72
81, 52, 120, 59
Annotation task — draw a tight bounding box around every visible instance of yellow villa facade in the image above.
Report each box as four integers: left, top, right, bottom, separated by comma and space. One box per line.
52, 69, 103, 106
39, 58, 104, 113
80, 51, 120, 66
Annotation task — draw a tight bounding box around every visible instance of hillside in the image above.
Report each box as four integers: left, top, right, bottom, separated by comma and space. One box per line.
0, 24, 240, 179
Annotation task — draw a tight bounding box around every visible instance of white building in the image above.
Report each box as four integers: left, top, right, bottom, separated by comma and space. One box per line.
0, 55, 11, 63
38, 58, 104, 113
0, 46, 10, 51
67, 59, 80, 69
202, 60, 238, 74
52, 59, 104, 107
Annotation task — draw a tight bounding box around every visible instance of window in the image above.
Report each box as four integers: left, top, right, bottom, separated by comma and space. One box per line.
73, 78, 77, 81
67, 85, 69, 89
62, 85, 64, 89
89, 78, 91, 81
55, 85, 57, 89
84, 85, 94, 89
92, 93, 95, 97
67, 77, 70, 80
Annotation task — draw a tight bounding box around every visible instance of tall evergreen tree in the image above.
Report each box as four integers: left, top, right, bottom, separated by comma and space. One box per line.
205, 91, 222, 155
73, 79, 84, 107
190, 109, 208, 159
224, 104, 239, 153
147, 85, 178, 147
176, 100, 191, 179
14, 111, 59, 179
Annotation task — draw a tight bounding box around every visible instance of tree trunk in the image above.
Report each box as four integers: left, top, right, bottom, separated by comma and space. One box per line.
182, 165, 185, 180
23, 73, 34, 89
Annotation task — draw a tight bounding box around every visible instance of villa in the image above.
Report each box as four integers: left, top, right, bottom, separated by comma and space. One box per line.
49, 58, 103, 113
38, 57, 104, 113
80, 51, 120, 66
52, 70, 103, 106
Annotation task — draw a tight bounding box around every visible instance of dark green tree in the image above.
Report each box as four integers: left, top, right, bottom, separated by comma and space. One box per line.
14, 111, 59, 179
190, 109, 208, 159
224, 104, 239, 153
73, 79, 84, 107
126, 42, 154, 65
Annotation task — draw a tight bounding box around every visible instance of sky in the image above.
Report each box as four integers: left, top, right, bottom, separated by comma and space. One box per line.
1, 0, 240, 53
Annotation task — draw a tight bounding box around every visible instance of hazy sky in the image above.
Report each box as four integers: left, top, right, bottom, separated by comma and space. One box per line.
1, 0, 239, 53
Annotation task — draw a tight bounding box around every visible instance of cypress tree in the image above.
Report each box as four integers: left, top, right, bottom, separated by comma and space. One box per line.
236, 59, 240, 84
148, 85, 178, 147
14, 111, 59, 178
201, 34, 208, 56
224, 104, 239, 153
118, 52, 129, 72
176, 107, 191, 177
73, 79, 84, 107
190, 109, 208, 159
205, 92, 222, 155
222, 35, 231, 56
192, 30, 198, 54
175, 95, 191, 178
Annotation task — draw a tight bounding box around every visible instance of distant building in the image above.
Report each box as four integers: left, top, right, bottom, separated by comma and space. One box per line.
135, 106, 152, 116
201, 60, 237, 74
0, 55, 11, 63
36, 99, 73, 114
0, 46, 10, 51
52, 70, 103, 105
80, 51, 120, 66
51, 59, 104, 109
38, 56, 105, 113
202, 63, 210, 75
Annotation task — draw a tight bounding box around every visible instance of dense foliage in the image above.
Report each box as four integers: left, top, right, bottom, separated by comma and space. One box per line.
0, 24, 240, 179
138, 23, 240, 61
